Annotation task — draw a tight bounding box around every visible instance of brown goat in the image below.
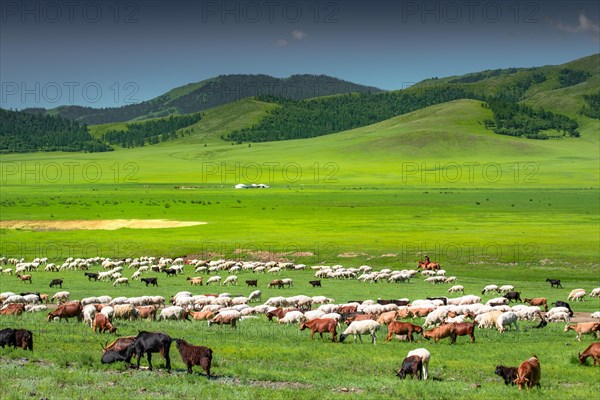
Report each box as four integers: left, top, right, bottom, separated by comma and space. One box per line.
422, 323, 457, 344
93, 313, 117, 334
515, 355, 541, 390
175, 339, 213, 377
299, 318, 338, 342
385, 321, 423, 342
564, 322, 600, 342
0, 304, 25, 316
189, 310, 215, 321
376, 310, 399, 325
523, 298, 548, 312
453, 322, 476, 343
578, 342, 600, 366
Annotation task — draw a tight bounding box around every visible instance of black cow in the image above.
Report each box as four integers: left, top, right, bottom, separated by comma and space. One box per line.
84, 272, 99, 281
546, 278, 563, 288
125, 331, 173, 371
551, 300, 574, 317
502, 291, 522, 303
141, 277, 158, 287
309, 280, 322, 288
495, 365, 518, 385
245, 279, 258, 287
49, 279, 63, 288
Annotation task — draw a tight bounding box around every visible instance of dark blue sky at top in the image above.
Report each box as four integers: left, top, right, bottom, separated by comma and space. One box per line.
1, 0, 598, 109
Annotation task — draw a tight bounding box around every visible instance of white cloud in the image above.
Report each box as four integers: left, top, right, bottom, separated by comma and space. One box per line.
551, 11, 600, 34
291, 30, 308, 40
274, 39, 288, 47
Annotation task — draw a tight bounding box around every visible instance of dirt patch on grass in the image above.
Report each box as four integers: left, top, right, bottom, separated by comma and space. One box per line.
0, 219, 206, 231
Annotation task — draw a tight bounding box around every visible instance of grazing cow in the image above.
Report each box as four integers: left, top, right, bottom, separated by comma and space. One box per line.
93, 313, 117, 334
141, 277, 158, 287
16, 274, 32, 283
453, 322, 476, 343
578, 342, 600, 366
423, 324, 457, 344
396, 355, 423, 380
47, 301, 83, 322
125, 331, 174, 371
514, 355, 541, 390
385, 322, 423, 342
524, 297, 548, 312
495, 365, 518, 385
268, 279, 284, 289
309, 280, 322, 288
299, 318, 338, 342
84, 272, 99, 281
49, 279, 63, 288
0, 303, 25, 316
186, 277, 203, 286
564, 322, 600, 342
546, 279, 563, 288
175, 339, 213, 377
503, 291, 522, 303
245, 279, 258, 287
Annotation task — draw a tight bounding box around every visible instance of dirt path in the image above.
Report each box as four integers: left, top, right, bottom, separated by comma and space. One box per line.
0, 219, 206, 231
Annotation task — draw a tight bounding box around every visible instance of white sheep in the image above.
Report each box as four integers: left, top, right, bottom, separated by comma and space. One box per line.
499, 285, 514, 294
448, 285, 464, 294
486, 297, 509, 306
278, 310, 306, 324
25, 304, 48, 313
51, 291, 70, 304
589, 288, 600, 298
547, 312, 570, 322
113, 277, 129, 287
159, 306, 188, 320
496, 312, 518, 333
100, 306, 114, 322
481, 285, 499, 294
206, 276, 222, 286
568, 289, 586, 301
407, 348, 431, 380
476, 310, 504, 329
590, 311, 600, 319
339, 320, 380, 344
83, 304, 97, 327
223, 275, 238, 286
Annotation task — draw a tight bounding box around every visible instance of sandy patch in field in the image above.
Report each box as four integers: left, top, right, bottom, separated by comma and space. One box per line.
0, 219, 206, 231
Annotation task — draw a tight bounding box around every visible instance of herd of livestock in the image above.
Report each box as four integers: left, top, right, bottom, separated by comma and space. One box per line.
1, 255, 600, 389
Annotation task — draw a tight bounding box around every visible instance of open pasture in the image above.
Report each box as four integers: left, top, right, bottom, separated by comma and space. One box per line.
1, 261, 599, 400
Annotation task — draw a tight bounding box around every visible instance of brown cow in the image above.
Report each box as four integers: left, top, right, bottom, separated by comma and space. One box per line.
47, 301, 83, 322
299, 318, 338, 342
453, 322, 476, 343
0, 304, 25, 316
385, 321, 423, 342
578, 342, 600, 366
515, 355, 541, 390
422, 323, 457, 344
523, 298, 548, 312
93, 313, 117, 334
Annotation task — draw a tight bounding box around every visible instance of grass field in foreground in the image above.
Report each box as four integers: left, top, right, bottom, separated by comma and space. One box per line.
0, 265, 599, 400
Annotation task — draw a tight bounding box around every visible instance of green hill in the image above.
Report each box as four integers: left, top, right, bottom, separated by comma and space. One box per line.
23, 74, 382, 125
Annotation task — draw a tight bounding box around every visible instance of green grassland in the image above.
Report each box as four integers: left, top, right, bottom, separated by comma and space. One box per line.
0, 62, 599, 399
0, 266, 599, 400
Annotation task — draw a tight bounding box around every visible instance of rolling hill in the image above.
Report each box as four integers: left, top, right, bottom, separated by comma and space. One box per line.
23, 74, 383, 125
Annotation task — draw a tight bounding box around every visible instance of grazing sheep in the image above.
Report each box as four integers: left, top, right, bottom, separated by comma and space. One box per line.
223, 275, 238, 286
448, 285, 464, 294
568, 289, 586, 302
82, 304, 97, 327
278, 310, 306, 324
339, 320, 380, 344
113, 277, 129, 287
482, 285, 499, 295
499, 285, 514, 294
206, 276, 222, 286
159, 306, 189, 321
496, 312, 519, 333
590, 288, 600, 298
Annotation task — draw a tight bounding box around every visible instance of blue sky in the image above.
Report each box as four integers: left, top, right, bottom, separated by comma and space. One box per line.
1, 0, 598, 109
